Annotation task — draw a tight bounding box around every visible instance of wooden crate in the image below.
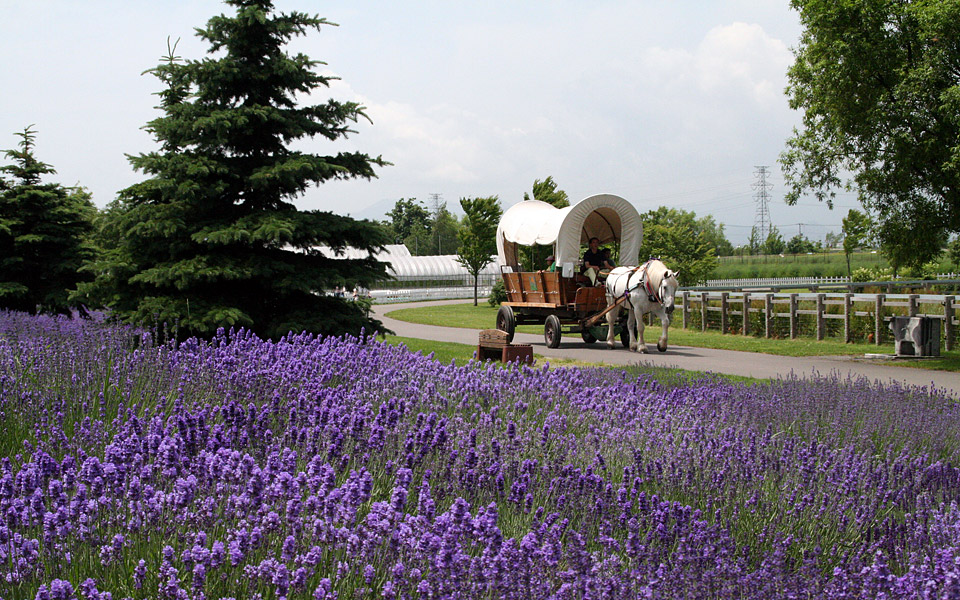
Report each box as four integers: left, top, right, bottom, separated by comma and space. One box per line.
479, 329, 510, 346
476, 343, 533, 364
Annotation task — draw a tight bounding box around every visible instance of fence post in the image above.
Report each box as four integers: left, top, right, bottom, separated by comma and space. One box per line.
844, 293, 853, 343
946, 296, 955, 352
875, 294, 884, 345
765, 293, 773, 338
790, 293, 799, 339
742, 292, 750, 336
682, 291, 689, 329
720, 292, 728, 334
701, 292, 708, 332
816, 293, 825, 341
908, 294, 918, 317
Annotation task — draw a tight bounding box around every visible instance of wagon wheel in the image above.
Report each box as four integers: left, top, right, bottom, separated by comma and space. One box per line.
580, 328, 597, 344
544, 315, 562, 348
496, 305, 516, 343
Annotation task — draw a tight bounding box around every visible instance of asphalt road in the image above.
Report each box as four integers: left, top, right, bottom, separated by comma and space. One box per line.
373, 299, 960, 397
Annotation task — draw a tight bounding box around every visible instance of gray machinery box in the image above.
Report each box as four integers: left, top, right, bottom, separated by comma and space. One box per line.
888, 316, 940, 357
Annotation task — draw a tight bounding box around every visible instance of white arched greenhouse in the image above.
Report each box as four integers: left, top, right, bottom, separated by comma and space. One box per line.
315, 244, 502, 303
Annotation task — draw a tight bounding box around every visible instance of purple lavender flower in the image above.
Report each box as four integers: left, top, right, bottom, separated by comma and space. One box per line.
8, 310, 960, 598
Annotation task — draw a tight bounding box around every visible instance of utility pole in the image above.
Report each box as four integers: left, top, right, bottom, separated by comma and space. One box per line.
429, 192, 443, 254
752, 166, 772, 243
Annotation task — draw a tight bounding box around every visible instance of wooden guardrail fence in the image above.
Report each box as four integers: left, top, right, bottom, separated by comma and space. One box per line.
678, 291, 957, 350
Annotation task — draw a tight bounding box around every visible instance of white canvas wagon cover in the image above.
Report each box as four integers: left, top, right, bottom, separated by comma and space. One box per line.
496, 193, 643, 269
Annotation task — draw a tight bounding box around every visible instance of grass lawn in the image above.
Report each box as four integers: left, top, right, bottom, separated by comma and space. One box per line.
382, 334, 670, 370
382, 335, 622, 369
385, 302, 960, 372
381, 335, 763, 385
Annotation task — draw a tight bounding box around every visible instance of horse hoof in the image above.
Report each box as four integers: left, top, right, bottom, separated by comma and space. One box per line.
657, 342, 667, 352
639, 346, 649, 354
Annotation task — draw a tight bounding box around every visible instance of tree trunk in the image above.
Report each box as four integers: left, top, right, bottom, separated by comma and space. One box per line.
473, 274, 478, 306
845, 252, 851, 279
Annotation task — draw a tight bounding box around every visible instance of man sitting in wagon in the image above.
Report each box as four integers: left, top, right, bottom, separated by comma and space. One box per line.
544, 255, 557, 272
601, 247, 616, 270
581, 237, 604, 285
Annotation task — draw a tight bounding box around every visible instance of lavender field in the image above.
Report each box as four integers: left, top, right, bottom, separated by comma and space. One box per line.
2, 311, 960, 599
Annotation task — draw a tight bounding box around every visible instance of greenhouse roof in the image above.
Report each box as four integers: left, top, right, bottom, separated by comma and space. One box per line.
313, 244, 500, 279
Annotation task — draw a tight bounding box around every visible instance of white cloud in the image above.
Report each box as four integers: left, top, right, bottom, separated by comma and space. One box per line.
695, 22, 793, 106
2, 2, 832, 244
640, 22, 793, 109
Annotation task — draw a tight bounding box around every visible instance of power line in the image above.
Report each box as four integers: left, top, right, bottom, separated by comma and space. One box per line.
723, 222, 842, 228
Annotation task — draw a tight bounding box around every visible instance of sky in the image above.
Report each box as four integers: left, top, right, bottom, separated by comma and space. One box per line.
1, 0, 865, 245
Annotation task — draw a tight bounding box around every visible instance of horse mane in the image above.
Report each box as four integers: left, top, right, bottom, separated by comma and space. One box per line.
644, 259, 668, 291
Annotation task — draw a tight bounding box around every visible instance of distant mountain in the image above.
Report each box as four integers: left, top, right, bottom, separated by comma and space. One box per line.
352, 198, 397, 222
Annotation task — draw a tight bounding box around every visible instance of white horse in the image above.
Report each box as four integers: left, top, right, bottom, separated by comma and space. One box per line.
604, 260, 680, 353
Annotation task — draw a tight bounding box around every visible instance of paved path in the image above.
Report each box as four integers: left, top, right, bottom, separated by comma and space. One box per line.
373, 299, 960, 397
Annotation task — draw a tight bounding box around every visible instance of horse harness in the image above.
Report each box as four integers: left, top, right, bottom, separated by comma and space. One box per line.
612, 259, 664, 308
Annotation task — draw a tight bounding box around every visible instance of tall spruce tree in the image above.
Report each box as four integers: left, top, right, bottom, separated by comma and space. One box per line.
0, 127, 95, 315
80, 1, 392, 339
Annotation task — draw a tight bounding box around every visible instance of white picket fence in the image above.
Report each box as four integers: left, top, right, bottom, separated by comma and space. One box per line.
368, 273, 960, 306
371, 286, 493, 304
706, 276, 850, 288
708, 273, 960, 288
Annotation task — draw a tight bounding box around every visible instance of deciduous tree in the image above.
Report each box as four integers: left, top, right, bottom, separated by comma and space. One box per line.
841, 209, 874, 278
949, 237, 960, 272
638, 207, 718, 286
877, 213, 946, 277
426, 199, 461, 255
457, 196, 501, 305
748, 227, 762, 256
781, 0, 960, 269
386, 198, 430, 245
520, 177, 569, 268
824, 230, 843, 249
762, 227, 786, 256
79, 2, 391, 339
786, 233, 816, 255
523, 176, 569, 208
695, 215, 734, 257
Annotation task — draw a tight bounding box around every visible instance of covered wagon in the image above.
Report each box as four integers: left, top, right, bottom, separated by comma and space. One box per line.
495, 194, 643, 347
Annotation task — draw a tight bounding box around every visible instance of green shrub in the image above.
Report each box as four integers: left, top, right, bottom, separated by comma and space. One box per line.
903, 261, 941, 280
488, 279, 507, 306
851, 266, 893, 282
